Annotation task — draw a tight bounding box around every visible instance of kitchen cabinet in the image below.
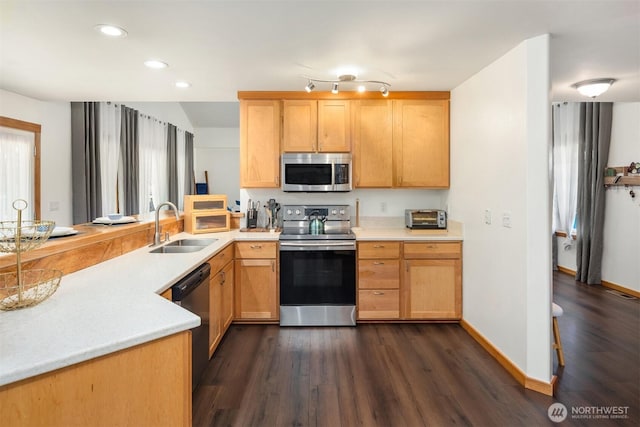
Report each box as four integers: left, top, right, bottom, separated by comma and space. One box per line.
352, 100, 394, 187
402, 242, 462, 319
208, 244, 234, 358
357, 241, 401, 320
234, 241, 278, 321
393, 99, 450, 188
282, 100, 351, 153
239, 100, 281, 188
184, 194, 229, 234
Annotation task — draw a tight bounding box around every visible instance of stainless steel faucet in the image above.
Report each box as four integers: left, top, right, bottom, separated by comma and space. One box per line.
151, 201, 179, 246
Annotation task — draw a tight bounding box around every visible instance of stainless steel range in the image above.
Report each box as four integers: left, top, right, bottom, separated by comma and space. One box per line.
279, 204, 356, 326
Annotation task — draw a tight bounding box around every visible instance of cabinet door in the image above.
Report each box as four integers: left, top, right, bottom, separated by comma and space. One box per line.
393, 100, 449, 188
317, 100, 351, 152
234, 259, 278, 320
209, 272, 222, 358
240, 100, 281, 187
220, 260, 234, 332
283, 100, 317, 152
403, 259, 461, 319
352, 100, 393, 187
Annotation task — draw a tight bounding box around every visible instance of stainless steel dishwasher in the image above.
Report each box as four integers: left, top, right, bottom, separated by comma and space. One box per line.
171, 262, 210, 390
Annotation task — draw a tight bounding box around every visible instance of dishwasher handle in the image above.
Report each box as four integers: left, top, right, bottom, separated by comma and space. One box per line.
171, 263, 211, 302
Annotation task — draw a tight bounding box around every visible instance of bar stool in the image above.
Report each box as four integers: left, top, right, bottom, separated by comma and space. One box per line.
552, 302, 565, 366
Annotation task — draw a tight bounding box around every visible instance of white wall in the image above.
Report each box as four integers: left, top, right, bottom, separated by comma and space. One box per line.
194, 127, 241, 207
557, 102, 640, 292
448, 35, 552, 382
0, 89, 73, 225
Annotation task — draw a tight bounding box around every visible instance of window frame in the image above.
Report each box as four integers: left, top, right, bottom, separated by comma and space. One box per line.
0, 116, 41, 219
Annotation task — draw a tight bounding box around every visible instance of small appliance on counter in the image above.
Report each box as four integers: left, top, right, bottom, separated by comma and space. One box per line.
405, 209, 447, 230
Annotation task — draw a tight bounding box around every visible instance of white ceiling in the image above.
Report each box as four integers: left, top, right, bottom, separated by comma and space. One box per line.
1, 1, 638, 127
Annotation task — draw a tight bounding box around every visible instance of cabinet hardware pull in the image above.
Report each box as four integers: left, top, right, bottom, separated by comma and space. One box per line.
271, 261, 275, 272
427, 245, 435, 249
373, 245, 385, 248
373, 262, 385, 265
250, 245, 262, 249
406, 261, 409, 271
220, 271, 226, 285
373, 291, 384, 296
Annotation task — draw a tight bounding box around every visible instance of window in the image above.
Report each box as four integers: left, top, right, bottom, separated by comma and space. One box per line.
0, 116, 41, 220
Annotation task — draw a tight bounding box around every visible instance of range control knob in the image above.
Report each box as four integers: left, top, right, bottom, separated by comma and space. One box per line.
286, 209, 292, 215
339, 209, 345, 215
331, 209, 337, 215
295, 209, 301, 215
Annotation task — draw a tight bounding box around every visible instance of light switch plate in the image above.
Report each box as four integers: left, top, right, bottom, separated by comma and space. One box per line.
502, 211, 512, 228
484, 209, 491, 225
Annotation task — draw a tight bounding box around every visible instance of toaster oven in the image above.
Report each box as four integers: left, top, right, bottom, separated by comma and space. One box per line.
405, 209, 447, 229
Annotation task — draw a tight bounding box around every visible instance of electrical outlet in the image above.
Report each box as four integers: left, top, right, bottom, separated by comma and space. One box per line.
502, 211, 512, 228
484, 209, 491, 225
380, 202, 387, 213
49, 201, 59, 211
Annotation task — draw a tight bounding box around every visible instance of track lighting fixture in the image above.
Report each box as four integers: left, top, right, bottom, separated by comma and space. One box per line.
303, 74, 391, 96
305, 81, 315, 93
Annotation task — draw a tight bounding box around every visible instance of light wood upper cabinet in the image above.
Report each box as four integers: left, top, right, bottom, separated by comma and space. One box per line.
282, 100, 317, 152
393, 99, 450, 188
239, 100, 281, 187
282, 100, 351, 153
352, 100, 393, 187
317, 100, 351, 152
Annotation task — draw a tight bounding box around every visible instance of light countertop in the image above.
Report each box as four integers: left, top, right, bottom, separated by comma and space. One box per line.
0, 222, 459, 387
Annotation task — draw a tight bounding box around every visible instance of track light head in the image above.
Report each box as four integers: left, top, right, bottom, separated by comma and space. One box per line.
380, 86, 389, 97
331, 82, 339, 94
305, 81, 315, 93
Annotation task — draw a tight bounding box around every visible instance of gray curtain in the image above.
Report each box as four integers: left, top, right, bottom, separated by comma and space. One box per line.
167, 124, 178, 206
71, 102, 101, 224
120, 106, 139, 215
184, 131, 195, 195
575, 102, 613, 284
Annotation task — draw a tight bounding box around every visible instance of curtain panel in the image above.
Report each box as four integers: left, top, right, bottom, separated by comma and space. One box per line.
71, 102, 101, 224
167, 124, 179, 207
184, 131, 195, 197
575, 102, 613, 285
120, 106, 139, 216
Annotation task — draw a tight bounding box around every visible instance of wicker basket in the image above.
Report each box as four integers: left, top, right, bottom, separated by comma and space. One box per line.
0, 220, 56, 252
0, 269, 62, 310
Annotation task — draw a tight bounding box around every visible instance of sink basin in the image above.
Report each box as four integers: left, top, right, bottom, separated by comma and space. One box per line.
149, 245, 206, 254
165, 238, 218, 247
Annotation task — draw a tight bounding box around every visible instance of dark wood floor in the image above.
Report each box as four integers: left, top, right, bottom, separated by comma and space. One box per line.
193, 272, 639, 426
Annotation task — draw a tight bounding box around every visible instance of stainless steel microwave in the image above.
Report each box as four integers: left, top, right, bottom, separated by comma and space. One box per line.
282, 153, 352, 192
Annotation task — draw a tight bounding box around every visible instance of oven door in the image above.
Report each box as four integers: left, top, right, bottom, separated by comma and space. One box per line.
279, 241, 356, 326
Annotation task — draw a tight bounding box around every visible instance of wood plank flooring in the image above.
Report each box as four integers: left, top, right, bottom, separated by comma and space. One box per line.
193, 272, 639, 426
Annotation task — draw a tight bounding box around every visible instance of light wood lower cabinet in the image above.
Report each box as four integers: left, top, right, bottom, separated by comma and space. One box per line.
208, 244, 234, 358
234, 241, 278, 321
357, 241, 401, 320
0, 332, 191, 427
403, 242, 462, 320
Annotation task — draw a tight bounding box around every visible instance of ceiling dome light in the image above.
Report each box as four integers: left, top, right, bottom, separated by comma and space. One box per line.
573, 78, 616, 98
144, 59, 168, 69
175, 81, 191, 88
95, 24, 128, 38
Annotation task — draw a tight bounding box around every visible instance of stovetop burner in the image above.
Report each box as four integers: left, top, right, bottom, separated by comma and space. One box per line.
279, 204, 354, 241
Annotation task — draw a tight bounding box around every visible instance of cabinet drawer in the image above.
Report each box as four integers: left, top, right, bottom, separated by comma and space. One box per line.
208, 244, 234, 274
404, 242, 461, 259
358, 289, 400, 319
235, 241, 277, 259
358, 259, 400, 289
358, 241, 401, 259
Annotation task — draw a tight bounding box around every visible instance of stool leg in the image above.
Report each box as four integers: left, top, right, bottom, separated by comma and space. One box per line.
553, 316, 565, 366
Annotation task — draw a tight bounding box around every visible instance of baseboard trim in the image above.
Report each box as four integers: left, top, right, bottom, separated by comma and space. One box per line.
460, 319, 555, 396
556, 266, 640, 298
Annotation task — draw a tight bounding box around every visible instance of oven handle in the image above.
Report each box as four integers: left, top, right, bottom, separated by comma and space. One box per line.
280, 241, 356, 251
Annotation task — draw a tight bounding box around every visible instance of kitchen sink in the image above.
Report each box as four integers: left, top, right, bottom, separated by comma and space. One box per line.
149, 245, 206, 254
165, 238, 218, 247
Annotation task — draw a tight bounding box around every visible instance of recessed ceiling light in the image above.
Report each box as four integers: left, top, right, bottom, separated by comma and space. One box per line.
95, 24, 127, 38
175, 81, 191, 88
144, 60, 168, 69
